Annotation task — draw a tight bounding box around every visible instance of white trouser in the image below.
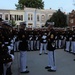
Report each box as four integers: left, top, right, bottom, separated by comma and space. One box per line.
20, 51, 27, 72
55, 40, 58, 48
36, 40, 40, 49
30, 40, 33, 50
40, 43, 47, 54
62, 39, 66, 48
65, 41, 70, 51
16, 41, 20, 51
71, 41, 75, 53
34, 40, 36, 50
14, 41, 20, 51
3, 54, 14, 75
28, 40, 30, 50
14, 42, 16, 51
58, 40, 62, 48
48, 51, 56, 70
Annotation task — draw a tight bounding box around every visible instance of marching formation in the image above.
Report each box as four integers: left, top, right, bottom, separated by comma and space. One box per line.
14, 25, 75, 73
0, 19, 75, 74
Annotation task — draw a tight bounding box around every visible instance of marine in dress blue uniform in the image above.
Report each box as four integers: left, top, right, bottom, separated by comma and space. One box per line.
39, 31, 48, 55
71, 27, 75, 54
18, 24, 29, 73
65, 27, 72, 52
45, 25, 56, 72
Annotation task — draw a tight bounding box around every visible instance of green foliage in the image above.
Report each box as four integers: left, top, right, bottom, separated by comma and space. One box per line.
45, 9, 68, 27
15, 0, 44, 10
9, 20, 16, 27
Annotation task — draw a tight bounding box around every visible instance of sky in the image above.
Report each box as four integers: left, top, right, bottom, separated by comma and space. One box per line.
0, 0, 75, 13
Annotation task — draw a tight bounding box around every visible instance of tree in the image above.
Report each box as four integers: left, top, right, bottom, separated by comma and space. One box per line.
9, 20, 17, 27
15, 0, 44, 10
45, 9, 68, 27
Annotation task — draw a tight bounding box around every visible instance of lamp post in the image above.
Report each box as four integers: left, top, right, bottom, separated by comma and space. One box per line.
11, 15, 15, 27
35, 8, 37, 28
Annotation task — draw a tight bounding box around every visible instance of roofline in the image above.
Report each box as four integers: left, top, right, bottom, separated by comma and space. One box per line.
25, 7, 56, 11
0, 7, 57, 12
0, 9, 24, 11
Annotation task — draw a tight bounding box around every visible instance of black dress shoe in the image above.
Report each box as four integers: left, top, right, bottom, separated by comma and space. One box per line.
21, 70, 29, 73
45, 66, 51, 69
47, 69, 56, 72
26, 66, 28, 68
73, 59, 75, 61
39, 53, 42, 55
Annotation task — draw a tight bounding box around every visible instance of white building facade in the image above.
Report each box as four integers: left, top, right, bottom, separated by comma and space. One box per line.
0, 8, 56, 28
24, 8, 56, 28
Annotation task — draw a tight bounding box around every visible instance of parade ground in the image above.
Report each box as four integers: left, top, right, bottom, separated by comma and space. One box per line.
11, 49, 75, 75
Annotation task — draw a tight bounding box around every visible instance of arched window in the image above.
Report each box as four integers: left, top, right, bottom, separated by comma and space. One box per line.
37, 15, 40, 21
28, 13, 33, 21
41, 15, 45, 22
